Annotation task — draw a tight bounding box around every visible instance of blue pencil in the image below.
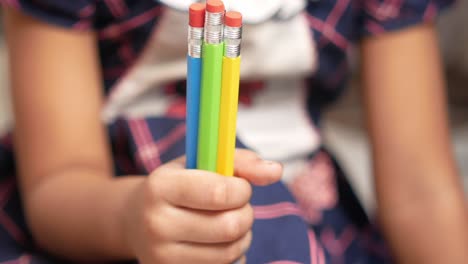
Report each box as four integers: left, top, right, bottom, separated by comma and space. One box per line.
186, 3, 205, 168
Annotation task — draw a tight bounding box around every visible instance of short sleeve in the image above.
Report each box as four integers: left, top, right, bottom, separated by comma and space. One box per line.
0, 0, 96, 30
358, 0, 455, 36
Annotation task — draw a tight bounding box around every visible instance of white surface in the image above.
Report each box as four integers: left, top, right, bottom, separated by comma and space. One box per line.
237, 79, 320, 162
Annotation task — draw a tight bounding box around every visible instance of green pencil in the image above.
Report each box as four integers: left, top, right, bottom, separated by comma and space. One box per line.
197, 0, 225, 171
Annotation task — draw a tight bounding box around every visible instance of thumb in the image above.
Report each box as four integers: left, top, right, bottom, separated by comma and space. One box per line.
234, 149, 283, 186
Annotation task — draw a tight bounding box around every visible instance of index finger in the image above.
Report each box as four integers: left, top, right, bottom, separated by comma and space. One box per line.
150, 162, 252, 211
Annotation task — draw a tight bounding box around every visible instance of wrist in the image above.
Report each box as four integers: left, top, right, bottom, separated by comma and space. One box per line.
104, 176, 146, 260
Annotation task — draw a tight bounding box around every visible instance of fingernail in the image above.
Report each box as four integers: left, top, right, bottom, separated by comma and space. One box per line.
263, 160, 283, 170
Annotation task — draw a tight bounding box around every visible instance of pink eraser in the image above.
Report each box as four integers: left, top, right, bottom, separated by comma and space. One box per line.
225, 11, 242, 27
206, 0, 224, 13
189, 3, 205, 27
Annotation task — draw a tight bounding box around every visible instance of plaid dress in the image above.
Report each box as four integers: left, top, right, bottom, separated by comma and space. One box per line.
0, 0, 452, 263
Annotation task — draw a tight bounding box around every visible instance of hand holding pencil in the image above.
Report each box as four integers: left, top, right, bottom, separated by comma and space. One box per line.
124, 150, 281, 263
112, 3, 282, 263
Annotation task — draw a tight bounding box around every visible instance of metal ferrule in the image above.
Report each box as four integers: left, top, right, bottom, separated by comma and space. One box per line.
204, 12, 224, 44
223, 26, 242, 58
188, 26, 204, 58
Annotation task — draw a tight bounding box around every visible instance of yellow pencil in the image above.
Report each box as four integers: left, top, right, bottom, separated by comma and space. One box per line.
217, 11, 242, 176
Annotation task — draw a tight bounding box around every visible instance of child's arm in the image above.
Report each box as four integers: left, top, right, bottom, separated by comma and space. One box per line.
361, 23, 468, 263
5, 8, 282, 263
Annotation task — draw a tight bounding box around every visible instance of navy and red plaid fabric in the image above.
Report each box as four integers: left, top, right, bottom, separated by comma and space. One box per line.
0, 0, 453, 262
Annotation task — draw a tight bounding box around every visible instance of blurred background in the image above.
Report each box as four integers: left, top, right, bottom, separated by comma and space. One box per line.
0, 2, 466, 215
322, 1, 468, 214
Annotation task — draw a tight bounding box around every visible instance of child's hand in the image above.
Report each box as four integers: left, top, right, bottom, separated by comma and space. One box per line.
122, 149, 282, 264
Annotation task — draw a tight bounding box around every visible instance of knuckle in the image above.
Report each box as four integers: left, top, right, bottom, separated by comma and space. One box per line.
223, 242, 244, 263
241, 180, 253, 202
147, 167, 175, 202
245, 204, 255, 228
210, 181, 229, 207
146, 174, 164, 199
144, 211, 166, 239
142, 212, 158, 236
223, 214, 244, 241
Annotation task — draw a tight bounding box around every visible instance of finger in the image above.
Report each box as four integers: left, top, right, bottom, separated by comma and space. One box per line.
234, 149, 283, 186
149, 165, 252, 211
162, 155, 187, 169
154, 203, 254, 243
156, 231, 252, 264
237, 255, 247, 264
